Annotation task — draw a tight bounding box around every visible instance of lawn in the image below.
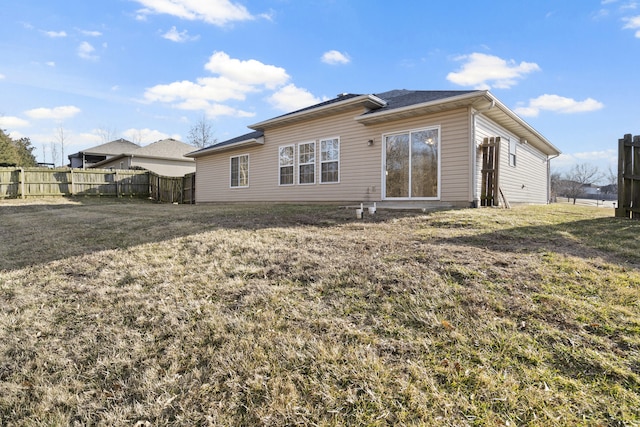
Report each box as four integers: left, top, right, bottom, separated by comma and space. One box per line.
0, 199, 639, 426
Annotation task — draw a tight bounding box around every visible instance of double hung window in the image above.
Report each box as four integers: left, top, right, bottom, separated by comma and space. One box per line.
320, 138, 340, 183
279, 145, 294, 185
298, 142, 315, 184
230, 154, 249, 188
509, 139, 517, 167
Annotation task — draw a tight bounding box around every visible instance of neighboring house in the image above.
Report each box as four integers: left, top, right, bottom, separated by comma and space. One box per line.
68, 139, 140, 169
90, 138, 196, 177
186, 90, 561, 207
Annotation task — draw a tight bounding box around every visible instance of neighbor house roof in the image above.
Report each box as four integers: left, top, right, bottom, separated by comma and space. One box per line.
128, 138, 195, 160
68, 138, 139, 158
91, 138, 195, 167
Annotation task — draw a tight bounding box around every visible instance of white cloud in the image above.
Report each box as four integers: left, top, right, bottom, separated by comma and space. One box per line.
204, 51, 289, 89
268, 84, 323, 112
25, 105, 81, 120
623, 15, 640, 36
515, 94, 604, 117
78, 41, 99, 60
143, 51, 320, 118
0, 116, 30, 128
447, 53, 540, 89
46, 61, 56, 67
43, 30, 67, 38
80, 29, 103, 37
162, 26, 199, 42
0, 73, 5, 79
133, 0, 254, 26
122, 128, 182, 145
321, 50, 351, 65
145, 77, 256, 104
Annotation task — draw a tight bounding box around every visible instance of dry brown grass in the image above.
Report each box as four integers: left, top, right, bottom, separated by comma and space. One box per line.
1, 198, 639, 426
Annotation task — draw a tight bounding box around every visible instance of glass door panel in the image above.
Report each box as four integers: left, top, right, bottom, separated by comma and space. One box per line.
385, 133, 410, 198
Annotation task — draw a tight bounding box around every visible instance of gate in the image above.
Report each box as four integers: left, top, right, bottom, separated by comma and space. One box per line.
616, 133, 640, 218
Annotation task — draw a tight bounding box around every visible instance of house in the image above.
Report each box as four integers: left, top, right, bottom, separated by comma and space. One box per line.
89, 138, 196, 177
68, 138, 140, 169
186, 90, 561, 207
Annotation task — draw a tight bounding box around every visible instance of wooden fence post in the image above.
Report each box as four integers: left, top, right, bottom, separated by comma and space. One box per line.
20, 167, 25, 199
115, 170, 120, 197
617, 133, 640, 218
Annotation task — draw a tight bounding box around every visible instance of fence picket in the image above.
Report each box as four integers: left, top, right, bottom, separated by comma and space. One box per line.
0, 167, 193, 203
616, 133, 640, 218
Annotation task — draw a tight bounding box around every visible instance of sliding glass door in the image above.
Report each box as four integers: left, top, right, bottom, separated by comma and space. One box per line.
384, 127, 440, 199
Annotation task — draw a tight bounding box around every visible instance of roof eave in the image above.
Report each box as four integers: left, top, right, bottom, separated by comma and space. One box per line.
249, 94, 387, 130
356, 90, 561, 157
186, 137, 265, 158
355, 91, 489, 125
482, 94, 561, 156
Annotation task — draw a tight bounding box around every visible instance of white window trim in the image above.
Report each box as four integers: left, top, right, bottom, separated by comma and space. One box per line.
229, 154, 249, 189
278, 144, 295, 186
320, 136, 340, 184
381, 125, 441, 201
297, 141, 316, 185
508, 138, 517, 168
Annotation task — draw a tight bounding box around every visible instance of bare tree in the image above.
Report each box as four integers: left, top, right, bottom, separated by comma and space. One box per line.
50, 142, 60, 167
188, 116, 216, 148
55, 126, 67, 167
601, 165, 618, 195
550, 170, 563, 202
563, 163, 602, 204
95, 125, 120, 144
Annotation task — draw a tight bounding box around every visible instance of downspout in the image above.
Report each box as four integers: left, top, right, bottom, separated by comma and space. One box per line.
470, 108, 477, 207
547, 153, 560, 203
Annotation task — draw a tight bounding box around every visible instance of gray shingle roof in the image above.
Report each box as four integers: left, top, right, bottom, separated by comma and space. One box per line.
370, 90, 481, 113
133, 138, 194, 159
72, 138, 139, 157
189, 130, 263, 155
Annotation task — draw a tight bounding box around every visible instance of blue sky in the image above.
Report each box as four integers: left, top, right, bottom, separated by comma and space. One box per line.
0, 0, 638, 178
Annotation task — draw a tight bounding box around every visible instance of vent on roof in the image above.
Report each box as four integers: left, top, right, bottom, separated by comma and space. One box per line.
337, 93, 349, 98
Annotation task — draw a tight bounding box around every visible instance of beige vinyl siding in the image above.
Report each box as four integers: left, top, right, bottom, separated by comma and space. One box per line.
195, 107, 471, 204
131, 158, 195, 177
95, 157, 132, 171
474, 114, 548, 204
196, 107, 381, 203
96, 156, 195, 177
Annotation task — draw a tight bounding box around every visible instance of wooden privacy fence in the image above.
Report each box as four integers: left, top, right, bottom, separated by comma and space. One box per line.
149, 172, 195, 204
0, 167, 195, 203
616, 133, 640, 218
479, 137, 510, 208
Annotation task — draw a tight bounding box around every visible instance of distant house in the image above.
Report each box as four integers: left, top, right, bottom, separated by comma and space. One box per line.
68, 138, 140, 169
89, 138, 196, 177
186, 90, 561, 207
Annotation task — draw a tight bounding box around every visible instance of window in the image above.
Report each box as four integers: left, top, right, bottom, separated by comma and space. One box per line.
509, 139, 517, 167
384, 127, 439, 199
279, 145, 294, 185
230, 154, 249, 188
298, 141, 315, 184
320, 137, 340, 183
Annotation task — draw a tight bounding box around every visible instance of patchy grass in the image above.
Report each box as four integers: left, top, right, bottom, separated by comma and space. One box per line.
0, 199, 639, 426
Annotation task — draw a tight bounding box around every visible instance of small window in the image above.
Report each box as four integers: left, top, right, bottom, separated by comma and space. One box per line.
320, 137, 340, 183
298, 141, 315, 184
509, 139, 517, 167
279, 145, 294, 186
230, 154, 249, 188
